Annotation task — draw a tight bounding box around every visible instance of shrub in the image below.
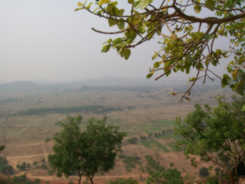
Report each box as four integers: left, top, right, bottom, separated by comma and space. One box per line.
127, 137, 138, 144
16, 162, 31, 171
199, 167, 209, 178
119, 154, 141, 171
11, 175, 41, 184
0, 156, 14, 175
145, 155, 184, 184
205, 176, 219, 184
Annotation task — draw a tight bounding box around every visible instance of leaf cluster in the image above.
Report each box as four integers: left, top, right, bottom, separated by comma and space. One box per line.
76, 0, 245, 97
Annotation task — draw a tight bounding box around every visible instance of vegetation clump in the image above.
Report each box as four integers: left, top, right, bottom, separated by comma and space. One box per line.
119, 154, 141, 172
16, 162, 31, 171
0, 156, 14, 175
175, 96, 245, 183
144, 155, 184, 184
199, 167, 210, 178
0, 174, 42, 184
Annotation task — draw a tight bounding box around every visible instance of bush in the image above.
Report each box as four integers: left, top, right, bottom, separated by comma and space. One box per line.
11, 175, 41, 184
127, 137, 138, 144
199, 167, 209, 178
145, 155, 184, 184
119, 154, 141, 171
0, 174, 41, 184
0, 156, 14, 175
205, 176, 219, 184
16, 162, 31, 171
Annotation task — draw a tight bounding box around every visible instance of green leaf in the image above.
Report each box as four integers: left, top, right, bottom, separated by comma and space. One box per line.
108, 19, 117, 27
101, 44, 111, 53
194, 5, 202, 13
189, 77, 197, 82
146, 72, 153, 78
112, 38, 124, 46
205, 0, 215, 10
125, 30, 137, 42
122, 48, 131, 60
222, 74, 231, 87
98, 0, 110, 6
128, 0, 134, 4
153, 61, 161, 68
117, 20, 125, 29
135, 0, 153, 9
152, 52, 158, 60
74, 8, 83, 11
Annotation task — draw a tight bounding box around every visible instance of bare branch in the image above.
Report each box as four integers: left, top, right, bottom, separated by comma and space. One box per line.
91, 28, 125, 35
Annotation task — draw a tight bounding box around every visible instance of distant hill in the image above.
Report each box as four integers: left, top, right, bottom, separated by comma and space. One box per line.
0, 81, 37, 90
0, 79, 227, 97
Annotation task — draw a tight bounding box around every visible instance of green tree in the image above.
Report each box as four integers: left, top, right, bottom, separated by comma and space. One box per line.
175, 96, 245, 183
48, 116, 126, 184
75, 0, 245, 97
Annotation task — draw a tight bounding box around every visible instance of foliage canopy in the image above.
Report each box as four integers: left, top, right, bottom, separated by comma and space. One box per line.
76, 0, 245, 98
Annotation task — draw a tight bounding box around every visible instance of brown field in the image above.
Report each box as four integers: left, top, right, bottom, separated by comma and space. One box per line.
0, 81, 232, 183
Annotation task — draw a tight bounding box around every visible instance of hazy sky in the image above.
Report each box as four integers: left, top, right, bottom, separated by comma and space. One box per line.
1, 0, 160, 83
2, 0, 228, 83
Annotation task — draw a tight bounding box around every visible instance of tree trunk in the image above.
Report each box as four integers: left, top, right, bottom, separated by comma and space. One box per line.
89, 176, 94, 184
78, 174, 82, 184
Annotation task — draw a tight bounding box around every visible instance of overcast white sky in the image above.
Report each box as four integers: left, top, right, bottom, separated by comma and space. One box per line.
1, 0, 159, 83
1, 0, 228, 83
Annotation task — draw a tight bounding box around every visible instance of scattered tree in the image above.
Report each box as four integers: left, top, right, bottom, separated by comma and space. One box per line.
175, 96, 245, 183
75, 0, 245, 97
48, 116, 126, 184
